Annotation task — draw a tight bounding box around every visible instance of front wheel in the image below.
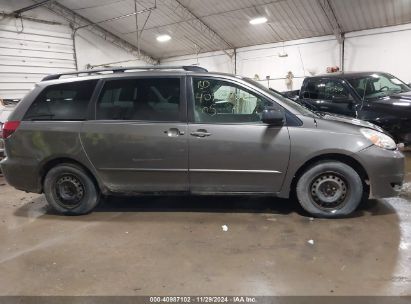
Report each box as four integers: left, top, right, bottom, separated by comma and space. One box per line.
44, 163, 100, 215
296, 161, 363, 218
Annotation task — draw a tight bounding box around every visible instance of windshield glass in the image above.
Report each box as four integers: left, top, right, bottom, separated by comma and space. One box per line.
243, 78, 318, 117
347, 73, 410, 100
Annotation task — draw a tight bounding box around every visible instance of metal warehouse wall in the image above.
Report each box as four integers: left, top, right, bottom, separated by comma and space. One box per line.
0, 23, 76, 99
161, 23, 411, 92
161, 35, 340, 92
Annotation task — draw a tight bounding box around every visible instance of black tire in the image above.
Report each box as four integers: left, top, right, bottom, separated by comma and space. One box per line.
44, 163, 100, 215
296, 161, 363, 218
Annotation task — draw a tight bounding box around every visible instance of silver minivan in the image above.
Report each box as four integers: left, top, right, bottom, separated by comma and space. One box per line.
0, 66, 405, 218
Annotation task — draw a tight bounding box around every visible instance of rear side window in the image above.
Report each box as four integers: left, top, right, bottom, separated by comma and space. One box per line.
96, 78, 181, 121
24, 80, 97, 121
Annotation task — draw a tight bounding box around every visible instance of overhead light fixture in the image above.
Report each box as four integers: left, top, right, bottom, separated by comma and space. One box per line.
157, 34, 171, 42
249, 17, 268, 25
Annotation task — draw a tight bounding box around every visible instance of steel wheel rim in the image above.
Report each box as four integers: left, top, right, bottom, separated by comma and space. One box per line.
54, 174, 85, 209
310, 172, 349, 211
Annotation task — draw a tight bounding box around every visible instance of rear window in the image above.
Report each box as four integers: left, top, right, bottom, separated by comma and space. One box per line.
24, 80, 97, 121
96, 78, 181, 121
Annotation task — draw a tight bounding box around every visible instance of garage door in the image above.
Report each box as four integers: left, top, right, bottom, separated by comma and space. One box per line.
0, 24, 76, 100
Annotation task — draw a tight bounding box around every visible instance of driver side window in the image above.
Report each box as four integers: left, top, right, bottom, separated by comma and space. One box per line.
323, 81, 353, 102
304, 80, 353, 102
192, 78, 271, 123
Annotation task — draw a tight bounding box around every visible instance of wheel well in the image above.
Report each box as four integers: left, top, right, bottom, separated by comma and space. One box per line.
290, 154, 370, 198
40, 158, 100, 192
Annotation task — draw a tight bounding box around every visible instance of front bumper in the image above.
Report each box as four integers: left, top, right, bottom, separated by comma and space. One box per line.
376, 117, 411, 146
355, 145, 405, 198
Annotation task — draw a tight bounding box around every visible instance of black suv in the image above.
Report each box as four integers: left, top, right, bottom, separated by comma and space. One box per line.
298, 72, 411, 145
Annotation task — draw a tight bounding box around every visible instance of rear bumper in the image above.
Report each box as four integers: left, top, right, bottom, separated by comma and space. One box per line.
0, 156, 42, 193
355, 145, 405, 198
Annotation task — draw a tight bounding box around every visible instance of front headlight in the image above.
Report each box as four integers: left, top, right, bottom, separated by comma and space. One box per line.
360, 128, 396, 150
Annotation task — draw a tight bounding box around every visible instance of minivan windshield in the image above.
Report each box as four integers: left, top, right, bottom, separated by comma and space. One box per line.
243, 78, 319, 117
347, 73, 411, 100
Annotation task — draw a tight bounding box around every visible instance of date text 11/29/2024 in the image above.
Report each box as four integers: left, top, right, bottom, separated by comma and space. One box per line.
149, 297, 257, 303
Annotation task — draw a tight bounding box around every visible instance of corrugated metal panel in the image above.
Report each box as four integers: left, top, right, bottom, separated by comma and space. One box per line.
177, 0, 280, 17
197, 0, 332, 48
58, 0, 411, 59
330, 0, 411, 33
0, 24, 76, 99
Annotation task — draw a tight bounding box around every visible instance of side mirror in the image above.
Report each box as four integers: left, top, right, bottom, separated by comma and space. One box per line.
261, 107, 285, 126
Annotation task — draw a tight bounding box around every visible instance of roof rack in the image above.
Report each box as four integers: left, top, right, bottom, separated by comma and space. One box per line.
41, 65, 208, 81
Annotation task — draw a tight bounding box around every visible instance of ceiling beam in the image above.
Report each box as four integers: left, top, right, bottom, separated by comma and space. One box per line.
317, 0, 344, 42
12, 0, 52, 16
122, 0, 282, 34
39, 0, 159, 65
163, 0, 234, 52
74, 6, 156, 31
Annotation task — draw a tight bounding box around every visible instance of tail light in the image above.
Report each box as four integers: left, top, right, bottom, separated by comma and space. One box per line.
2, 121, 20, 139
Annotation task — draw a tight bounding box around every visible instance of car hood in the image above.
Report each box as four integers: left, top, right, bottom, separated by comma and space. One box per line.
391, 90, 411, 100
370, 91, 411, 113
318, 113, 386, 133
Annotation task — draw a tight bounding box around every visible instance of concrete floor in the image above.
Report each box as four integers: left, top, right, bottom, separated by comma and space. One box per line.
0, 153, 410, 296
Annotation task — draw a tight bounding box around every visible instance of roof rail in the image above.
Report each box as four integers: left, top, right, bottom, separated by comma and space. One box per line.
41, 65, 208, 81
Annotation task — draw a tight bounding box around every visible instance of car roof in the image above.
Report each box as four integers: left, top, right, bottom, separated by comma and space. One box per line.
306, 71, 390, 80
37, 70, 244, 87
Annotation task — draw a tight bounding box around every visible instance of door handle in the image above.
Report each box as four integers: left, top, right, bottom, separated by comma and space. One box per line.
190, 130, 211, 137
164, 128, 185, 137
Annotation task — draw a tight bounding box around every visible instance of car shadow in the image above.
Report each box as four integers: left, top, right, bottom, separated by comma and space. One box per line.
96, 195, 303, 215
95, 195, 397, 218
13, 193, 397, 219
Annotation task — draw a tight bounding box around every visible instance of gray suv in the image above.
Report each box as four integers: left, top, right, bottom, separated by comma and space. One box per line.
0, 66, 405, 218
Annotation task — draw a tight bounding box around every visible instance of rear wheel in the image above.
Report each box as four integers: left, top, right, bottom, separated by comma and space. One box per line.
44, 163, 100, 215
296, 161, 363, 218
